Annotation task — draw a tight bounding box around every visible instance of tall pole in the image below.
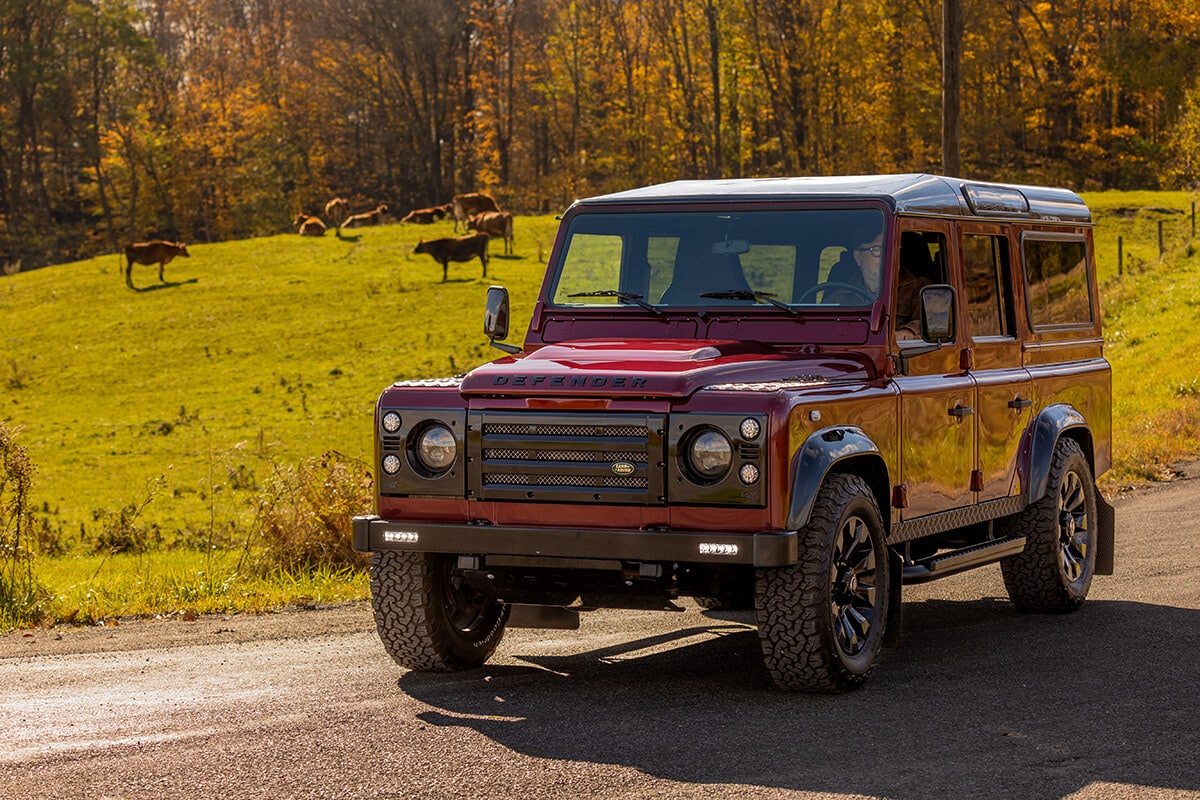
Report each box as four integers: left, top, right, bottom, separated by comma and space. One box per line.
942, 0, 963, 177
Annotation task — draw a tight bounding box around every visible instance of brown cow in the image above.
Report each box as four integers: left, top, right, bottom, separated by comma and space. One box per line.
293, 214, 327, 236
467, 210, 514, 255
401, 205, 449, 224
340, 204, 389, 229
451, 192, 500, 231
124, 240, 190, 289
414, 233, 489, 281
324, 198, 349, 227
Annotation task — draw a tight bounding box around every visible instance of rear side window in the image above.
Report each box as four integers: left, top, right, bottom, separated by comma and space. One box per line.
1021, 235, 1093, 329
963, 234, 1014, 338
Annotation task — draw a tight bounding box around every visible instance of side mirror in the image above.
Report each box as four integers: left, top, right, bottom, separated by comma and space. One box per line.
919, 284, 956, 343
484, 285, 520, 354
894, 284, 956, 376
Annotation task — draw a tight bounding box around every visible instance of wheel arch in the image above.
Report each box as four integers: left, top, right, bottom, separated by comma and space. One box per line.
1027, 403, 1094, 500
1024, 404, 1114, 576
785, 427, 891, 532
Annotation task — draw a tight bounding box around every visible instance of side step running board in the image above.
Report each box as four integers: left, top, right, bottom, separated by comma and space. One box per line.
902, 536, 1026, 584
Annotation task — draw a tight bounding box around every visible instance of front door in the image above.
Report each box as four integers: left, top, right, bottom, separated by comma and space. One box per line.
894, 222, 976, 518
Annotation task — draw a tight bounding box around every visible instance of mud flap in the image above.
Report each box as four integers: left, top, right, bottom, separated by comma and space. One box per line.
1095, 492, 1116, 575
883, 547, 904, 647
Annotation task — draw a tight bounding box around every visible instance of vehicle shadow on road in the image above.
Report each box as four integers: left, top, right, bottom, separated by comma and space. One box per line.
399, 597, 1200, 799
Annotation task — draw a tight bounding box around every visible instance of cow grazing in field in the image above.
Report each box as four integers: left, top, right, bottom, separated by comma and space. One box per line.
339, 204, 389, 230
467, 210, 514, 255
294, 214, 327, 236
401, 205, 449, 224
324, 198, 350, 226
414, 233, 489, 281
451, 192, 500, 231
124, 240, 190, 289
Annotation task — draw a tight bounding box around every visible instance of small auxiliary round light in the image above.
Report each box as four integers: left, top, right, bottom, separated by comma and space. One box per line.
739, 417, 761, 440
739, 463, 760, 485
382, 454, 402, 475
381, 412, 402, 433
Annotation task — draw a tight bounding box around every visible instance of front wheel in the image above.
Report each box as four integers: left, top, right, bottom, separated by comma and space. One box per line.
999, 438, 1097, 612
756, 473, 890, 692
370, 551, 509, 671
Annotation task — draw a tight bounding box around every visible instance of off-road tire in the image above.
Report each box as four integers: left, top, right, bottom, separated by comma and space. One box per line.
999, 438, 1097, 613
370, 550, 509, 671
755, 473, 890, 692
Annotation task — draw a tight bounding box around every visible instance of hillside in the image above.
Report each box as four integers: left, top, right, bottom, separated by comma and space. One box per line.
2, 195, 1199, 550
0, 217, 559, 544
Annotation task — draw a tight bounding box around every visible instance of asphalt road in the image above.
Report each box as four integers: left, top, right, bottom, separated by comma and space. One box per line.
2, 467, 1199, 800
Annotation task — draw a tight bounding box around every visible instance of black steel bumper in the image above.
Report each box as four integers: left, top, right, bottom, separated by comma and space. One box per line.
352, 514, 798, 567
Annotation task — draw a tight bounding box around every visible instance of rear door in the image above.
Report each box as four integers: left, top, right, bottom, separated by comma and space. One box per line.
957, 223, 1032, 502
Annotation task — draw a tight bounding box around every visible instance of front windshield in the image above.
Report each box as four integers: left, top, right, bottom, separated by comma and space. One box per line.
549, 208, 886, 311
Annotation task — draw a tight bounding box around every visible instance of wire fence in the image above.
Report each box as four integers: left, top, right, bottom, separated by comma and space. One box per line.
1111, 202, 1197, 278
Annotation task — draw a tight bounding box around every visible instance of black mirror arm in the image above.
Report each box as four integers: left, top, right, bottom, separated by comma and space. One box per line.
894, 342, 943, 376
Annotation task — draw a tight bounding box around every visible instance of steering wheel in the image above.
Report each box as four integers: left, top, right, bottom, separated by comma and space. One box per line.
797, 281, 876, 304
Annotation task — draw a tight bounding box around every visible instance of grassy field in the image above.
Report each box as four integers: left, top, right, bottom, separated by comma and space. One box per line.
2, 190, 1199, 625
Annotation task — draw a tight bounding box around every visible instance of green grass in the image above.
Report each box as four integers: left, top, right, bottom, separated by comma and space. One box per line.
3, 193, 1199, 624
33, 549, 369, 623
1084, 191, 1200, 486
1, 217, 559, 538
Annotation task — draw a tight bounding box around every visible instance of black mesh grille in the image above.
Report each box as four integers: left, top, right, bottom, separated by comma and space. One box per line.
473, 413, 663, 504
483, 449, 647, 463
483, 423, 647, 438
482, 473, 648, 489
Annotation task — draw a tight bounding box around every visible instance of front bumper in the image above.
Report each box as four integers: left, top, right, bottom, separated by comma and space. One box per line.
352, 514, 797, 567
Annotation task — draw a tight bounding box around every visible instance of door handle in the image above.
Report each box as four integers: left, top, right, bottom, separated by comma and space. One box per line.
948, 404, 976, 418
1008, 397, 1034, 410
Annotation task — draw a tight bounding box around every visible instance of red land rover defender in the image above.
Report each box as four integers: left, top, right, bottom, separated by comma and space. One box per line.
353, 174, 1114, 692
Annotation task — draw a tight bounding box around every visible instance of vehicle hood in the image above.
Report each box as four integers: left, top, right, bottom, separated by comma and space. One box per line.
459, 339, 873, 398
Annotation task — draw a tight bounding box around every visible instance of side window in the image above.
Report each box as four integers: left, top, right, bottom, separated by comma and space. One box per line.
963, 234, 1015, 338
897, 231, 946, 339
1022, 235, 1093, 329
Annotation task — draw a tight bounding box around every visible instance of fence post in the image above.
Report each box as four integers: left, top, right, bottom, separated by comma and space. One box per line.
1193, 202, 1196, 239
1118, 236, 1123, 277
1159, 220, 1165, 258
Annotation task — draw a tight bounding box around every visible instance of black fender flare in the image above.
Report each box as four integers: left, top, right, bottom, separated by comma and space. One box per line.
1025, 403, 1114, 575
1026, 403, 1089, 500
785, 426, 886, 531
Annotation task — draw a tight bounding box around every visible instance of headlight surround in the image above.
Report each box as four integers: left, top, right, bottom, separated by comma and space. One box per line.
413, 424, 457, 474
685, 428, 733, 481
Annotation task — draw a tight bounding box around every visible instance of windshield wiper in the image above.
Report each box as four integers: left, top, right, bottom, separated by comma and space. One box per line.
568, 290, 663, 316
700, 289, 800, 316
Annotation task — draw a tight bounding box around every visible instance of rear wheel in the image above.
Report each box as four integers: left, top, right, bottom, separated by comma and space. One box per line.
1000, 438, 1097, 612
756, 473, 890, 692
370, 551, 509, 671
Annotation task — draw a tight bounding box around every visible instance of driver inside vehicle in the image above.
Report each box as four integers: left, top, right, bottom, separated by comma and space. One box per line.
827, 225, 932, 339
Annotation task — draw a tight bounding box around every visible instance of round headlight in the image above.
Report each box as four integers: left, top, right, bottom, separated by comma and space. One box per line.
739, 417, 761, 440
382, 454, 402, 475
415, 424, 457, 472
381, 412, 402, 433
688, 429, 732, 480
